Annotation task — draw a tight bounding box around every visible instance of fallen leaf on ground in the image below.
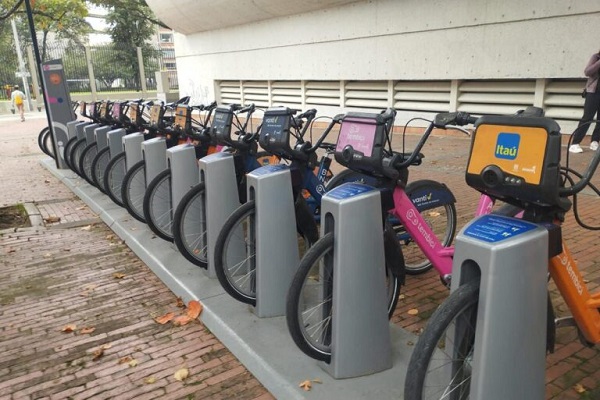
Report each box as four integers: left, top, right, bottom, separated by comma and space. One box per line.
155, 312, 175, 325
44, 216, 61, 223
128, 359, 138, 367
43, 253, 52, 258
312, 378, 322, 384
299, 380, 312, 391
105, 234, 115, 240
144, 377, 156, 384
92, 344, 112, 361
113, 273, 126, 279
76, 206, 87, 210
186, 300, 203, 319
80, 327, 95, 335
428, 211, 441, 217
172, 315, 193, 326
61, 324, 77, 333
174, 368, 189, 381
175, 297, 185, 308
407, 309, 419, 316
80, 225, 92, 231
574, 383, 586, 394
399, 294, 405, 300
6, 248, 16, 254
44, 179, 51, 183
118, 356, 132, 364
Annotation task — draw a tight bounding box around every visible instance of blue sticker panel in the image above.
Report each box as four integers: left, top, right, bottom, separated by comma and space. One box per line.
495, 132, 520, 160
250, 164, 289, 176
464, 215, 537, 243
325, 183, 375, 200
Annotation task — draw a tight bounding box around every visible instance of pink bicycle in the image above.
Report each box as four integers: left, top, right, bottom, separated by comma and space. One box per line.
285, 109, 506, 362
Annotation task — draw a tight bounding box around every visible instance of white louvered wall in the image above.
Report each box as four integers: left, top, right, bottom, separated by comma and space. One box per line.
217, 79, 586, 131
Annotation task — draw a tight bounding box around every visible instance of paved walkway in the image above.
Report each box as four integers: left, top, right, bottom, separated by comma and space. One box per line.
2, 112, 600, 399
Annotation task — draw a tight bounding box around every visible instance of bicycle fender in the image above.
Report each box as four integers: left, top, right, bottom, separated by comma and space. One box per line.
405, 179, 456, 212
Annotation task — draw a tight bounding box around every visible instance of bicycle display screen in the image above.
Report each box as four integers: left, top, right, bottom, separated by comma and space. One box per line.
112, 102, 121, 119
100, 102, 108, 119
79, 102, 86, 115
336, 118, 377, 157
149, 105, 161, 125
129, 104, 138, 122
211, 108, 233, 145
259, 107, 294, 158
89, 102, 96, 117
174, 105, 188, 130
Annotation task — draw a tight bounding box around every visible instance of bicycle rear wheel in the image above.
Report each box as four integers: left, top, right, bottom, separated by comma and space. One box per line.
79, 143, 98, 186
122, 160, 146, 223
214, 201, 257, 305
172, 182, 207, 268
103, 152, 127, 206
143, 169, 174, 242
38, 127, 55, 158
404, 280, 479, 400
91, 147, 111, 193
285, 231, 401, 362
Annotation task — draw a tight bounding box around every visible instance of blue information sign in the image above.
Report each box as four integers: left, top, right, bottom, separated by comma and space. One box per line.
251, 164, 289, 176
464, 215, 537, 243
325, 183, 375, 200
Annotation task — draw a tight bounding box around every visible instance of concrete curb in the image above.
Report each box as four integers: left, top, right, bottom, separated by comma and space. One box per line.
41, 158, 416, 400
23, 202, 45, 227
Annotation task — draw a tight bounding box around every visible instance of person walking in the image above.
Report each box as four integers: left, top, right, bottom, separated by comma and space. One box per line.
10, 85, 26, 122
569, 51, 600, 153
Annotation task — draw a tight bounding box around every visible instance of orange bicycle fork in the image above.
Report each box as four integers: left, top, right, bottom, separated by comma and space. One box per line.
549, 241, 600, 344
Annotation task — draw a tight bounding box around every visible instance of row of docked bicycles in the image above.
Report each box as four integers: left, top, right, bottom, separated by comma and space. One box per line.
38, 98, 600, 399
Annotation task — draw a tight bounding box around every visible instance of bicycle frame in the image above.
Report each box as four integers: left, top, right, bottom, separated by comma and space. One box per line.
549, 241, 600, 343
391, 187, 497, 280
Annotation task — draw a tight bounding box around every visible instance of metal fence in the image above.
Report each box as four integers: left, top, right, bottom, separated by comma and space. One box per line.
1, 40, 178, 101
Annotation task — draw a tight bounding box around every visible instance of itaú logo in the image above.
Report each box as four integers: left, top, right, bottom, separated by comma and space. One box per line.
495, 132, 520, 160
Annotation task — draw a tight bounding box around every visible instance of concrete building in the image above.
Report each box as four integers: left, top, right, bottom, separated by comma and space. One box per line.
146, 0, 600, 130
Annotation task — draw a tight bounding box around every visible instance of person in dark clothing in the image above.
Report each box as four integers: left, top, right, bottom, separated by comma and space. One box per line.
569, 51, 600, 153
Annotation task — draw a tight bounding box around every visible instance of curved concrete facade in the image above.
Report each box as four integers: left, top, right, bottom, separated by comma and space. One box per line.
148, 0, 600, 125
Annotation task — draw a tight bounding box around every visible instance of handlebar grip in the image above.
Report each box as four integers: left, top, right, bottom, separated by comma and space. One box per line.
455, 112, 477, 126
238, 104, 255, 113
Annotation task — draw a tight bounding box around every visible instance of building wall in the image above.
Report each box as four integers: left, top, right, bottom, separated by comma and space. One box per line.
147, 0, 600, 130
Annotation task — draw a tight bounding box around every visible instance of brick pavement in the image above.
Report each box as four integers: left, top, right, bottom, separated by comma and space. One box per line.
2, 113, 600, 399
0, 115, 273, 400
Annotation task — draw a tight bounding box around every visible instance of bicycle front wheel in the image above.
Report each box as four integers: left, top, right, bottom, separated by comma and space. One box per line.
122, 160, 146, 223
404, 280, 479, 400
38, 127, 55, 158
172, 182, 207, 268
143, 169, 174, 242
69, 139, 87, 176
285, 231, 401, 362
63, 136, 78, 170
214, 201, 257, 305
103, 152, 127, 206
79, 143, 98, 186
91, 147, 111, 193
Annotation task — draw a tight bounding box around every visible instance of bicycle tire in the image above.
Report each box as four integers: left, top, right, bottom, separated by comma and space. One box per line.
400, 181, 457, 275
103, 152, 126, 206
122, 160, 147, 223
79, 143, 98, 186
63, 137, 78, 170
91, 147, 111, 193
172, 182, 207, 268
69, 139, 87, 176
38, 127, 54, 158
143, 169, 174, 242
285, 231, 401, 362
214, 201, 257, 305
404, 280, 479, 400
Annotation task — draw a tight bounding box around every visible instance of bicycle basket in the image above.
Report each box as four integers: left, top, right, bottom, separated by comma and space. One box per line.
334, 112, 388, 177
465, 115, 566, 210
258, 107, 295, 159
211, 106, 235, 147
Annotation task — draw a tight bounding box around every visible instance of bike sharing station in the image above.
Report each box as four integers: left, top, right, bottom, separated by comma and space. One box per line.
41, 103, 576, 399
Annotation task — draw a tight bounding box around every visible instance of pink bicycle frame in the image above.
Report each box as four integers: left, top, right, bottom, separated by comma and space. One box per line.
391, 188, 496, 280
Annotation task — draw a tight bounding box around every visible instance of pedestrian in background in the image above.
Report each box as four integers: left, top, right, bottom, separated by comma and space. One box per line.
10, 85, 26, 122
569, 51, 600, 153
